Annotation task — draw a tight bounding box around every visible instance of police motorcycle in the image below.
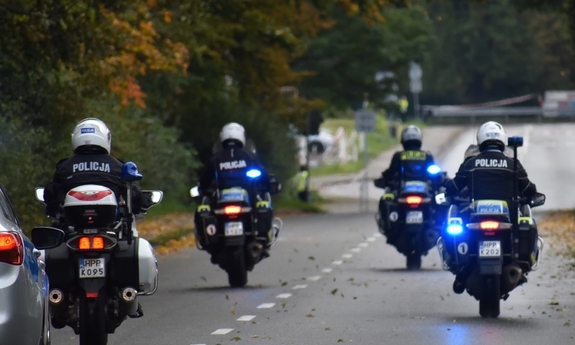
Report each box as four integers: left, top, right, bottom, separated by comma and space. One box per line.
436, 137, 545, 318
191, 169, 282, 287
30, 162, 162, 345
374, 164, 449, 270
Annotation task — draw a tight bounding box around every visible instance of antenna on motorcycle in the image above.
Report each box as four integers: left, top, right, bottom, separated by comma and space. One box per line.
507, 136, 523, 242
121, 162, 143, 245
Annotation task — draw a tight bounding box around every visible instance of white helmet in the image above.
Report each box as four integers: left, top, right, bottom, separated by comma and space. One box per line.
400, 125, 423, 148
71, 118, 111, 154
220, 122, 246, 147
477, 121, 506, 150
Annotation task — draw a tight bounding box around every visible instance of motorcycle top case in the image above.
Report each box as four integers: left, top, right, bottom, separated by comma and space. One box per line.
63, 184, 118, 227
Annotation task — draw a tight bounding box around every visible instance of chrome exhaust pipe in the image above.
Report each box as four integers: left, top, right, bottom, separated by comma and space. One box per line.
49, 289, 63, 304
531, 236, 544, 271
436, 237, 450, 271
120, 287, 139, 316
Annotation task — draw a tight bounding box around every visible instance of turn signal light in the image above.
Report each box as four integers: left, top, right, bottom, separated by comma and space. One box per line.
79, 237, 91, 250
480, 221, 499, 230
224, 206, 242, 215
406, 196, 422, 205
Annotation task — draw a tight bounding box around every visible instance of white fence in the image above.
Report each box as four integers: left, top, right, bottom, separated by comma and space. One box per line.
298, 127, 361, 168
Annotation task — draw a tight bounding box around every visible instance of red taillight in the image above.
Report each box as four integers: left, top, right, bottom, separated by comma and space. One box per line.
480, 221, 499, 230
406, 196, 422, 205
68, 190, 113, 201
78, 236, 105, 250
224, 206, 242, 215
0, 233, 23, 265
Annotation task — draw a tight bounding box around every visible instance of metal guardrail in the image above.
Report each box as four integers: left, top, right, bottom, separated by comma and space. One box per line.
423, 106, 575, 117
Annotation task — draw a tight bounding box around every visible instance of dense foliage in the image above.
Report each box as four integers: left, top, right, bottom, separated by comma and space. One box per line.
0, 0, 574, 231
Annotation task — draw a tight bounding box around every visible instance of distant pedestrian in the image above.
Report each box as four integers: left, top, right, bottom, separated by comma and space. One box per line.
398, 95, 409, 122
295, 165, 310, 202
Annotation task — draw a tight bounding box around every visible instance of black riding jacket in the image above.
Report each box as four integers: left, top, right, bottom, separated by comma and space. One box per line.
445, 149, 537, 202
199, 145, 270, 197
382, 150, 436, 188
44, 153, 142, 216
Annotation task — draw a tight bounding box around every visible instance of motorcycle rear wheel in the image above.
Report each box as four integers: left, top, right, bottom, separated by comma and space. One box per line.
479, 275, 501, 318
79, 292, 108, 345
227, 247, 248, 288
406, 253, 422, 270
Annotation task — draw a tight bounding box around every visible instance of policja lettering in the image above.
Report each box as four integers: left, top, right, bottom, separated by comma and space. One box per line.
475, 159, 508, 168
73, 162, 111, 173
219, 160, 247, 170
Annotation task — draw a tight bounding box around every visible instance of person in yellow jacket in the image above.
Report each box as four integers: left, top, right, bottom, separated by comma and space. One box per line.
296, 165, 310, 202
398, 95, 409, 121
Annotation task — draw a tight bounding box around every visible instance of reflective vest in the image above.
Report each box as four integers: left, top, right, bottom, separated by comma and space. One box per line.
297, 171, 309, 192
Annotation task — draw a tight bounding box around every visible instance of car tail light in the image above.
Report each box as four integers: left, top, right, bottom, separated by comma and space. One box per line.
224, 206, 242, 215
68, 190, 113, 201
406, 196, 422, 205
480, 221, 499, 230
0, 232, 23, 265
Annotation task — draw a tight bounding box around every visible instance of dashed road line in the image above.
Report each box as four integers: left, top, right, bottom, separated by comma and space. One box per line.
257, 303, 276, 309
342, 254, 353, 259
331, 260, 343, 265
350, 248, 361, 253
321, 268, 333, 273
292, 284, 308, 290
211, 328, 234, 335
359, 242, 369, 248
307, 275, 321, 281
276, 293, 293, 299
236, 315, 256, 322
367, 237, 377, 242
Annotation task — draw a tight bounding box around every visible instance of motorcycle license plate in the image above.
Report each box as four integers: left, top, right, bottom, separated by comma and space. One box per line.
79, 258, 106, 279
225, 222, 244, 236
406, 211, 423, 224
479, 241, 501, 257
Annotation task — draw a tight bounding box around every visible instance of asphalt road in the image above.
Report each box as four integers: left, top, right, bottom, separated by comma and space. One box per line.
50, 123, 575, 345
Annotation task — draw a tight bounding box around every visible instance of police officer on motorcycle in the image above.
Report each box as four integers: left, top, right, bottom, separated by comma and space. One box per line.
444, 121, 540, 293
377, 125, 439, 233
43, 118, 143, 222
445, 121, 537, 205
195, 122, 276, 255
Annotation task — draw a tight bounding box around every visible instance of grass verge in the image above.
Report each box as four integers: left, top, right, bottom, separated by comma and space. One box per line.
311, 116, 425, 176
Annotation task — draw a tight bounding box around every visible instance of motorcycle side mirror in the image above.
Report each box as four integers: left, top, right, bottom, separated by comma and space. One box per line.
435, 192, 448, 205
373, 178, 386, 189
269, 181, 282, 195
530, 193, 546, 207
190, 186, 200, 198
35, 187, 45, 202
142, 190, 163, 210
31, 227, 65, 250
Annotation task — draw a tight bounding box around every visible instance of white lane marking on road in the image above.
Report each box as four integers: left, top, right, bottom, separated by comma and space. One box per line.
211, 328, 234, 335
292, 284, 308, 290
276, 293, 293, 299
342, 254, 353, 259
322, 268, 333, 273
350, 248, 361, 253
237, 315, 256, 322
257, 303, 276, 309
332, 260, 343, 265
373, 233, 383, 238
367, 237, 377, 242
359, 242, 369, 248
307, 275, 321, 281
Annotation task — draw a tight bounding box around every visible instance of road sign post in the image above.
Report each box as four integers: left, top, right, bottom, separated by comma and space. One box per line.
409, 62, 422, 118
354, 110, 376, 212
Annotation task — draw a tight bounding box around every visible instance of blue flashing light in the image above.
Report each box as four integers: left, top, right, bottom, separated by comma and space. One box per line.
427, 164, 441, 175
246, 169, 262, 178
446, 224, 463, 235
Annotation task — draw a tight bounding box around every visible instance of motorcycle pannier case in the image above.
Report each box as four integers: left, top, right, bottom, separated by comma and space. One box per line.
63, 184, 118, 227
110, 238, 158, 295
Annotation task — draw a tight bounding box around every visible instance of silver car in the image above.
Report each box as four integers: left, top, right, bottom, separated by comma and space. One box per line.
0, 185, 51, 345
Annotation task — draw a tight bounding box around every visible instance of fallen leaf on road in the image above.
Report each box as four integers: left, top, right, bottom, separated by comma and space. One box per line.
330, 288, 338, 295
306, 313, 314, 317
308, 256, 315, 260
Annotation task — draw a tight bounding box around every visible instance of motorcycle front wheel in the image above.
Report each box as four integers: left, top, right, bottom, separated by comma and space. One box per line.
479, 275, 501, 318
226, 247, 248, 288
79, 292, 108, 345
